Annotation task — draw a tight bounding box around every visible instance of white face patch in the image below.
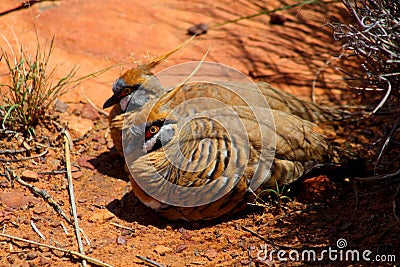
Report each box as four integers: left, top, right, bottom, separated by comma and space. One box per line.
142, 132, 160, 153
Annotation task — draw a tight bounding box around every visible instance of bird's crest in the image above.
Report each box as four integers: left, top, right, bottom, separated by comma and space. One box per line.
147, 48, 210, 121
145, 35, 195, 70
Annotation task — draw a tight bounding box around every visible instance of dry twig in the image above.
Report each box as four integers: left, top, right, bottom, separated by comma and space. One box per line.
136, 255, 166, 267
10, 168, 72, 224
0, 232, 114, 267
241, 226, 299, 250
64, 132, 87, 267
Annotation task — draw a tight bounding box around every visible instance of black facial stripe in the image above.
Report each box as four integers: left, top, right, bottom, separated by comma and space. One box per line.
146, 139, 163, 153
145, 119, 177, 130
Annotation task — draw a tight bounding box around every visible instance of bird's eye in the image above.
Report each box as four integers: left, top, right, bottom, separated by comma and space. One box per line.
122, 87, 132, 96
145, 125, 160, 139
149, 125, 159, 134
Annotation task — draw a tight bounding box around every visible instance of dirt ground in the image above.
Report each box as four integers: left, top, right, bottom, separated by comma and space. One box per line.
0, 1, 399, 266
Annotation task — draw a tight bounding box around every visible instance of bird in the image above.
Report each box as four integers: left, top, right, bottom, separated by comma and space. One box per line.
104, 63, 350, 156
113, 78, 358, 221
103, 43, 358, 220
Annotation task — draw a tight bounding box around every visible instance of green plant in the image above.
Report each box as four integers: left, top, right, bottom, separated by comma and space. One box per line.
262, 181, 292, 208
250, 181, 292, 214
0, 37, 77, 136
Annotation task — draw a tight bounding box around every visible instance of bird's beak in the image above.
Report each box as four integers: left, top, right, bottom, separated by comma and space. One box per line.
103, 94, 119, 109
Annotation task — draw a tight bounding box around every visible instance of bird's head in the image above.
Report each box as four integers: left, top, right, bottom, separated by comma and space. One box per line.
123, 82, 185, 156
103, 66, 162, 111
103, 38, 193, 112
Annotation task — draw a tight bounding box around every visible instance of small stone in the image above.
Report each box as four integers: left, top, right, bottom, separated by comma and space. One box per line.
88, 209, 115, 223
175, 244, 187, 253
204, 247, 218, 259
64, 114, 94, 138
0, 191, 38, 209
0, 180, 10, 188
153, 245, 172, 256
77, 156, 96, 170
0, 210, 12, 224
26, 252, 38, 260
178, 227, 191, 240
81, 104, 100, 120
187, 23, 208, 35
54, 100, 68, 113
270, 13, 287, 25
33, 203, 48, 214
116, 235, 127, 245
72, 171, 83, 179
22, 170, 39, 181
48, 219, 61, 228
38, 257, 51, 266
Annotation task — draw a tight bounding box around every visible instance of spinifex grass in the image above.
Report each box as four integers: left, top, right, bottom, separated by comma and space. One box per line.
0, 37, 76, 136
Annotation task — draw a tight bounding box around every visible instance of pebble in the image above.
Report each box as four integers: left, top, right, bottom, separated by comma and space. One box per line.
88, 209, 115, 223
54, 100, 68, 113
175, 244, 187, 253
22, 170, 39, 181
81, 104, 100, 120
204, 247, 218, 259
153, 245, 172, 256
187, 23, 208, 35
116, 235, 127, 245
178, 227, 192, 240
26, 252, 38, 260
72, 171, 83, 179
64, 114, 94, 138
33, 203, 48, 214
0, 191, 38, 209
77, 156, 96, 170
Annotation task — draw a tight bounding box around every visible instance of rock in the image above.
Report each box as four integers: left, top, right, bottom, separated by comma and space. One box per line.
299, 175, 336, 203
88, 209, 115, 223
116, 235, 127, 245
178, 227, 191, 240
71, 171, 83, 179
270, 13, 287, 25
0, 191, 38, 209
22, 170, 39, 181
33, 203, 48, 214
77, 156, 96, 170
175, 244, 187, 253
81, 104, 100, 120
54, 100, 68, 113
64, 114, 94, 138
204, 247, 218, 259
26, 252, 38, 260
153, 245, 172, 256
187, 23, 208, 35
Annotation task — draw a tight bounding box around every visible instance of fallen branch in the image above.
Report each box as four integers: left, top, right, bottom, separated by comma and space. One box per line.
81, 89, 109, 116
0, 138, 50, 162
241, 226, 300, 250
10, 168, 72, 224
64, 132, 86, 267
0, 232, 114, 267
136, 255, 166, 267
110, 222, 135, 233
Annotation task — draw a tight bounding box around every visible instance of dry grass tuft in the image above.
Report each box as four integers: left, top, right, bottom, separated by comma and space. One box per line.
329, 0, 400, 175
329, 0, 400, 113
0, 36, 77, 136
